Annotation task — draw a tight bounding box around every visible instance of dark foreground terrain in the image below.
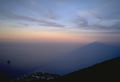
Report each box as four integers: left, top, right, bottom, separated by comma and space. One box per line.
1, 57, 120, 82
51, 57, 120, 82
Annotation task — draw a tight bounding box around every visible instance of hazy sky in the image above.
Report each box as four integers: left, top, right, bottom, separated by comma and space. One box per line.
0, 0, 120, 43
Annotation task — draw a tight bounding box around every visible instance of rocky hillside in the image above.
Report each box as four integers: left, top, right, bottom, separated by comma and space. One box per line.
11, 72, 60, 82
52, 57, 120, 82
4, 57, 120, 82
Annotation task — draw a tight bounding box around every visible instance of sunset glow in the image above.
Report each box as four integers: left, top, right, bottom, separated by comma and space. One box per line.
0, 0, 120, 43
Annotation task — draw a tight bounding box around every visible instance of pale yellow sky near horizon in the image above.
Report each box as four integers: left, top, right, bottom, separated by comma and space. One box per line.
0, 27, 120, 44
0, 28, 95, 43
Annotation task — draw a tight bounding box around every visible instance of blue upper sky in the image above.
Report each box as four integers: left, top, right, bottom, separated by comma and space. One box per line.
0, 0, 120, 43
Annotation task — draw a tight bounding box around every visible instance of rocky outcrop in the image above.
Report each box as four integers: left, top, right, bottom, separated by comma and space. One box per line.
11, 72, 60, 82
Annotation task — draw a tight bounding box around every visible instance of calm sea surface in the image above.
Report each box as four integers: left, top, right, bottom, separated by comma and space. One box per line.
0, 42, 84, 80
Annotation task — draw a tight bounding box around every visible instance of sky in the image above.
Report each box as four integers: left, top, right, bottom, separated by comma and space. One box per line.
0, 0, 120, 43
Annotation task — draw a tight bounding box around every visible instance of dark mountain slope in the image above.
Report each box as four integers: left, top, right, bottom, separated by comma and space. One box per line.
35, 42, 120, 75
51, 57, 120, 82
4, 57, 120, 82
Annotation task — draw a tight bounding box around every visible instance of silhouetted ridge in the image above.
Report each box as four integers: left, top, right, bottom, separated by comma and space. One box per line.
51, 57, 120, 82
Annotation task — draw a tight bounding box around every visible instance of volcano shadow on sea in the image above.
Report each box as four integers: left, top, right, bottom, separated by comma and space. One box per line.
34, 42, 120, 75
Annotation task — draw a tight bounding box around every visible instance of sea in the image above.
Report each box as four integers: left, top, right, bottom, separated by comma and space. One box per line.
0, 42, 85, 80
